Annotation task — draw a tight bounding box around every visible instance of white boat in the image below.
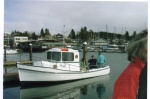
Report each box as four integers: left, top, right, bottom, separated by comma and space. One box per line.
4, 46, 18, 54
5, 35, 18, 54
6, 49, 18, 54
66, 45, 72, 49
17, 48, 110, 82
87, 46, 95, 52
105, 44, 120, 52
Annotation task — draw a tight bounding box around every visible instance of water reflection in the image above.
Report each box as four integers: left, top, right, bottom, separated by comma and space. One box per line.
80, 85, 88, 95
96, 84, 105, 98
20, 75, 109, 99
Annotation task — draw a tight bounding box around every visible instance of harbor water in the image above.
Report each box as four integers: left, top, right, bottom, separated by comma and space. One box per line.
4, 52, 129, 99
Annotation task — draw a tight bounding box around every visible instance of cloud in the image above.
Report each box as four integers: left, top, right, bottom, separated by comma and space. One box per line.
4, 1, 148, 35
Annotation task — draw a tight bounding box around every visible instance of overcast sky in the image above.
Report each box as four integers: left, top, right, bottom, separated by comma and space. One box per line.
4, 0, 148, 35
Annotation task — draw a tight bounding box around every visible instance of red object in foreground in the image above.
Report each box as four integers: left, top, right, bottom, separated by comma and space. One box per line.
113, 57, 145, 99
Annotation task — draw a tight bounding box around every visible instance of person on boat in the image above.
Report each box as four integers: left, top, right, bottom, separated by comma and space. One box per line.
113, 32, 147, 99
80, 58, 87, 71
96, 52, 106, 68
88, 55, 96, 68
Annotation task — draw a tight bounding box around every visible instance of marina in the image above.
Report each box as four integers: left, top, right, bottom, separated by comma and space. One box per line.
3, 1, 148, 98
4, 51, 129, 99
3, 33, 130, 99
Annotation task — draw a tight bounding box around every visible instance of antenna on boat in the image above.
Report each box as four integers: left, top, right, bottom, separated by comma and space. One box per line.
62, 25, 67, 47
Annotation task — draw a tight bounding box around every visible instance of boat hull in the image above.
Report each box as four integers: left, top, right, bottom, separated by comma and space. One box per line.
17, 64, 110, 82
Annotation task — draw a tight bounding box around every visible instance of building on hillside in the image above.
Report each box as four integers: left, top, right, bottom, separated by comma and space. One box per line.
53, 34, 63, 41
14, 36, 28, 46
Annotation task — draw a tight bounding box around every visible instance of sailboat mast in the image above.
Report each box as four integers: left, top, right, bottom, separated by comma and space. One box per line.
8, 34, 9, 46
106, 24, 108, 40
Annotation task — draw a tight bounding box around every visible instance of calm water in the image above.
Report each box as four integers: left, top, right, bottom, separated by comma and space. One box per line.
4, 52, 129, 99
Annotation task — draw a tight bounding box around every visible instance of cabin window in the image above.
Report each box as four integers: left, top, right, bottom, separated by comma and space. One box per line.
47, 52, 51, 59
62, 52, 74, 61
47, 52, 61, 61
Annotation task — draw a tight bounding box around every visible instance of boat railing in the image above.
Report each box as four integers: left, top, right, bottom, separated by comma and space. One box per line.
61, 63, 80, 71
47, 60, 80, 70
88, 63, 108, 69
62, 62, 80, 67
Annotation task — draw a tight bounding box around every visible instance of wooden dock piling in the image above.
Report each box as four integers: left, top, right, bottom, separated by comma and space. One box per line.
4, 45, 6, 62
29, 43, 32, 61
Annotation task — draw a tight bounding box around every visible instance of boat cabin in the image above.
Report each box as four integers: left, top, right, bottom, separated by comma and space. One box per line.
33, 48, 81, 71
46, 48, 79, 62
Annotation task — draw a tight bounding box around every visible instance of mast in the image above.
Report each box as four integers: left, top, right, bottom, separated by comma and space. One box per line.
106, 24, 108, 40
62, 25, 65, 47
114, 27, 116, 40
8, 34, 9, 46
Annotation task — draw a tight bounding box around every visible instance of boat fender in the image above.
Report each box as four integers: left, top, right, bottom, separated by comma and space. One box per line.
53, 65, 57, 69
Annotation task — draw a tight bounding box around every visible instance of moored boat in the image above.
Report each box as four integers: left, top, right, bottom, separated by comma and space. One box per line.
17, 47, 110, 83
105, 44, 120, 52
6, 49, 18, 54
4, 46, 18, 54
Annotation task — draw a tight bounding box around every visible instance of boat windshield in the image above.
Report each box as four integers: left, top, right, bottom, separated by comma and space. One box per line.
47, 52, 74, 61
47, 52, 61, 61
62, 52, 74, 61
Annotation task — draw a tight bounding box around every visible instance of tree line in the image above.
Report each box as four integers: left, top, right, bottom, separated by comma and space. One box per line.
9, 26, 147, 43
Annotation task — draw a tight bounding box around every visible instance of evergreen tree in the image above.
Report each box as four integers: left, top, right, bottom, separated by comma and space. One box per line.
89, 30, 94, 39
11, 31, 15, 37
82, 26, 89, 41
131, 31, 137, 39
40, 28, 45, 37
79, 27, 88, 41
68, 29, 76, 39
32, 32, 38, 40
45, 28, 50, 35
79, 27, 84, 41
23, 31, 29, 36
116, 34, 122, 40
125, 31, 130, 41
76, 32, 79, 38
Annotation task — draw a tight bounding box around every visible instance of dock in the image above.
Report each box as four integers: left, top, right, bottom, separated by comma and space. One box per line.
4, 61, 32, 66
3, 73, 19, 85
3, 61, 32, 85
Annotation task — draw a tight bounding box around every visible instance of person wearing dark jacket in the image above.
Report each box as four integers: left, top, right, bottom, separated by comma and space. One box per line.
88, 55, 97, 69
137, 62, 147, 99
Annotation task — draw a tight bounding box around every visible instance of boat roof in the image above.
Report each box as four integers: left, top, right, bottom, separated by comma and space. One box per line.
45, 48, 79, 52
